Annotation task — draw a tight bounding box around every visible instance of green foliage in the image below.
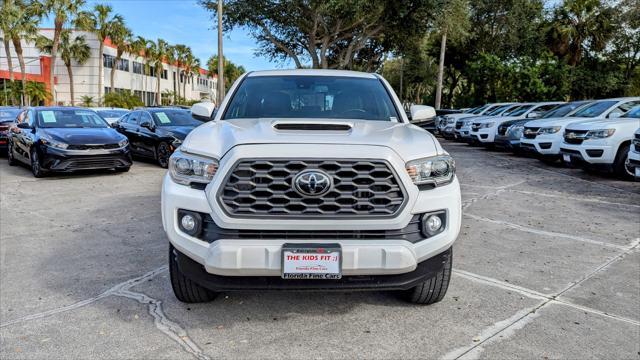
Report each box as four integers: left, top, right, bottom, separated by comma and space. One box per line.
24, 81, 50, 105
79, 95, 94, 107
207, 55, 246, 91
103, 91, 143, 109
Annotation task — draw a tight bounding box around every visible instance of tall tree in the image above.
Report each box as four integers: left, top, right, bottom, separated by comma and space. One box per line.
433, 0, 470, 109
108, 21, 132, 93
183, 53, 200, 102
128, 35, 148, 103
199, 0, 435, 70
547, 0, 616, 66
76, 4, 123, 105
173, 44, 190, 101
146, 38, 170, 105
207, 55, 246, 92
36, 30, 90, 105
0, 0, 17, 86
39, 0, 85, 105
2, 0, 40, 105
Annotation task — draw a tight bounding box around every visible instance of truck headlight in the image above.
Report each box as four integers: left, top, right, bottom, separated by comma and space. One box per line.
481, 122, 495, 128
538, 126, 561, 134
406, 155, 455, 187
169, 150, 218, 186
40, 133, 68, 149
585, 129, 615, 139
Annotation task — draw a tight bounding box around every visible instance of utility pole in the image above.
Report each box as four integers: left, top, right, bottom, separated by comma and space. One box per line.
217, 0, 225, 106
399, 57, 403, 104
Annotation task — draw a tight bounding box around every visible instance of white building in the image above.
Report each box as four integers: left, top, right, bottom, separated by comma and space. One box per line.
0, 29, 217, 106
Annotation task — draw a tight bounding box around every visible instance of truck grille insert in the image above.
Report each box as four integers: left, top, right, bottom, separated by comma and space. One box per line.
564, 129, 588, 145
523, 127, 539, 139
219, 159, 406, 218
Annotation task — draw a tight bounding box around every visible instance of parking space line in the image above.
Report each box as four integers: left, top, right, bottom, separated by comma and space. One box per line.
461, 181, 525, 211
505, 188, 640, 209
444, 241, 640, 359
464, 213, 628, 251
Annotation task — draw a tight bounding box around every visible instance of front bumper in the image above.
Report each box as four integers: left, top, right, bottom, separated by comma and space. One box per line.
175, 246, 452, 291
520, 134, 562, 155
39, 145, 132, 171
473, 128, 496, 143
626, 150, 640, 178
162, 145, 462, 278
559, 141, 615, 165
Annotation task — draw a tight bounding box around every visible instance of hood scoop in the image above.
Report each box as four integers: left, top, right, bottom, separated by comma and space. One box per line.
273, 121, 352, 132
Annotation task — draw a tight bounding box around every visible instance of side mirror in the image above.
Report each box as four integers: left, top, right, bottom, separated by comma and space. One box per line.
608, 112, 622, 118
191, 102, 216, 122
17, 122, 31, 129
140, 121, 155, 131
526, 111, 540, 118
410, 105, 436, 122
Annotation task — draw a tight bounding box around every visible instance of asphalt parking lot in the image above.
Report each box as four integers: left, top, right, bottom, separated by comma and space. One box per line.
1, 140, 638, 359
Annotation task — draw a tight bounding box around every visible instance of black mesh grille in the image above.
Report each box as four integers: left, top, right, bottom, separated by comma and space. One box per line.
67, 143, 120, 150
455, 122, 463, 129
523, 127, 539, 139
274, 123, 351, 131
218, 159, 406, 218
62, 157, 126, 170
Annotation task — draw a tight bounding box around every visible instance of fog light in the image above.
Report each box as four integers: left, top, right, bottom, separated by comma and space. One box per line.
421, 211, 446, 237
178, 210, 202, 237
181, 214, 196, 231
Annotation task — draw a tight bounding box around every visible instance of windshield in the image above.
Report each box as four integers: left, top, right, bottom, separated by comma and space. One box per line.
485, 105, 512, 116
0, 109, 21, 122
541, 102, 588, 118
464, 106, 479, 113
97, 110, 128, 119
622, 106, 640, 118
151, 110, 201, 126
37, 109, 108, 128
223, 76, 400, 121
572, 100, 617, 117
504, 105, 534, 116
472, 105, 490, 114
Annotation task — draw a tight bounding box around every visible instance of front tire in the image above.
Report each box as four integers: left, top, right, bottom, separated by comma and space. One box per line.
402, 249, 452, 305
7, 144, 17, 166
156, 142, 171, 168
613, 143, 633, 179
30, 148, 46, 178
169, 245, 218, 303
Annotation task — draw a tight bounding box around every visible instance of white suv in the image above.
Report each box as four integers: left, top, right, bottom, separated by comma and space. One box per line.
627, 127, 640, 180
162, 70, 461, 305
520, 98, 640, 162
561, 105, 640, 178
454, 103, 517, 142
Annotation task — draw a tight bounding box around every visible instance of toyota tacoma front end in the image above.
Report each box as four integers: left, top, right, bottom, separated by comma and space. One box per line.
161, 70, 461, 305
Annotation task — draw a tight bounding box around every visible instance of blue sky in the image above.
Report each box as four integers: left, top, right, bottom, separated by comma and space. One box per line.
44, 0, 282, 71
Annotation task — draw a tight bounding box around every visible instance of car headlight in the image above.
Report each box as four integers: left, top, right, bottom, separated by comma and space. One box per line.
405, 155, 455, 187
118, 138, 129, 147
510, 125, 524, 137
169, 150, 218, 186
538, 126, 561, 134
481, 122, 495, 128
585, 129, 615, 139
40, 133, 68, 149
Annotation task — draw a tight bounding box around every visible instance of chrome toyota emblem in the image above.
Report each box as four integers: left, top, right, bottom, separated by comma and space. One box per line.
293, 170, 332, 197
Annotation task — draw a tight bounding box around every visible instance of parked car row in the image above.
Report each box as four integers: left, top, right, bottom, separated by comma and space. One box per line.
0, 104, 215, 177
435, 97, 640, 180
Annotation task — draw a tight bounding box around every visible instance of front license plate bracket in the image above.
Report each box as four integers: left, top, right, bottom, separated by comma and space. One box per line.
281, 243, 342, 279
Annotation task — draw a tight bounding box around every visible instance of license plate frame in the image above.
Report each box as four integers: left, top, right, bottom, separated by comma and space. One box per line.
281, 243, 342, 280
563, 154, 571, 163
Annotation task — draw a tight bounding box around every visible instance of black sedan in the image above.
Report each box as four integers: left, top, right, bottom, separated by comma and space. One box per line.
0, 107, 22, 152
112, 108, 202, 168
7, 107, 132, 177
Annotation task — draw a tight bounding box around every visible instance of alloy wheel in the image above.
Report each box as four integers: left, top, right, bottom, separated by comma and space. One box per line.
157, 143, 170, 168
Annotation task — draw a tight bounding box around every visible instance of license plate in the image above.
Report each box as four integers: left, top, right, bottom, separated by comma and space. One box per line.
563, 154, 571, 162
281, 243, 342, 279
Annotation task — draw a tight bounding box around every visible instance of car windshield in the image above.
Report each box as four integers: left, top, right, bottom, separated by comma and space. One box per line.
504, 105, 534, 116
485, 105, 512, 116
622, 106, 640, 118
97, 110, 128, 119
151, 110, 201, 126
223, 76, 400, 121
0, 109, 21, 122
541, 102, 588, 118
464, 106, 479, 113
572, 100, 617, 117
473, 105, 490, 114
37, 109, 108, 128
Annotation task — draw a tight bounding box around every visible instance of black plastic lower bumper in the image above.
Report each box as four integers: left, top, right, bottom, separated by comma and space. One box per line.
176, 247, 452, 292
40, 146, 132, 172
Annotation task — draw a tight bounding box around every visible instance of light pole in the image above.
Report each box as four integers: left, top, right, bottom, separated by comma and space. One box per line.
217, 0, 225, 106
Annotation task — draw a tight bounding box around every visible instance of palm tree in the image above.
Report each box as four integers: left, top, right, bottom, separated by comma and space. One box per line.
109, 22, 132, 93
146, 38, 170, 106
547, 0, 616, 66
36, 30, 90, 105
173, 44, 189, 101
79, 95, 94, 107
0, 0, 17, 85
25, 81, 50, 106
183, 52, 200, 102
39, 0, 85, 105
166, 45, 178, 104
2, 0, 40, 105
128, 36, 148, 104
76, 4, 123, 105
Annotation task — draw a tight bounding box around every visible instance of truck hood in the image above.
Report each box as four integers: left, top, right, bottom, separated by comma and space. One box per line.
524, 116, 595, 128
563, 118, 640, 130
181, 118, 442, 161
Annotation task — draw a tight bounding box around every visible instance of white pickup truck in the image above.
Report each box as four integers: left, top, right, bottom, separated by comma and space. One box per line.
162, 70, 461, 305
627, 127, 640, 180
561, 105, 640, 178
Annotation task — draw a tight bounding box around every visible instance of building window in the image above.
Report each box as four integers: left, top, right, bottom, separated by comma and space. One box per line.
133, 61, 143, 75
161, 69, 168, 80
103, 54, 115, 69
149, 67, 156, 78
117, 58, 129, 72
